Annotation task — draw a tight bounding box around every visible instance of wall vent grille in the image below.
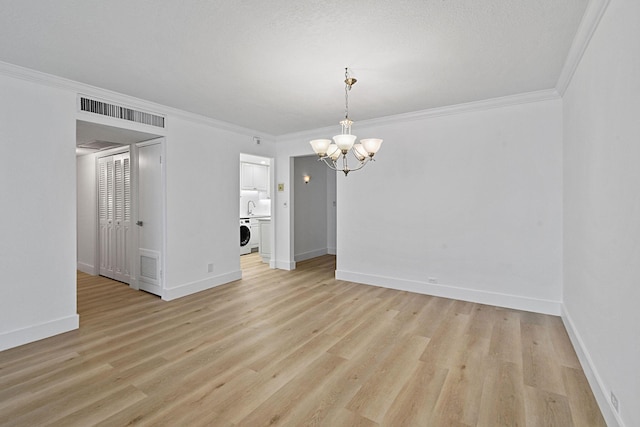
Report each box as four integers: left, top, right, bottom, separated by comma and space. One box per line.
79, 97, 165, 128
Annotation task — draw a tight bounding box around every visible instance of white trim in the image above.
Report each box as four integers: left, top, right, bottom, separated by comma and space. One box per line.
327, 246, 336, 256
556, 0, 611, 95
335, 270, 561, 315
76, 262, 95, 275
0, 315, 79, 352
295, 248, 328, 262
275, 260, 296, 271
277, 89, 561, 141
0, 60, 273, 139
162, 270, 242, 301
561, 306, 624, 427
0, 60, 560, 141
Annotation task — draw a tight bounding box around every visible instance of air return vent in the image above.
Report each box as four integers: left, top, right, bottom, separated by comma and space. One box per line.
77, 140, 124, 151
79, 96, 165, 128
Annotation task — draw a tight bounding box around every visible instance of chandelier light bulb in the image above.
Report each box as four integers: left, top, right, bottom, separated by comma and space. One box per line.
327, 144, 341, 160
360, 138, 383, 156
333, 134, 357, 152
353, 143, 368, 161
310, 139, 332, 156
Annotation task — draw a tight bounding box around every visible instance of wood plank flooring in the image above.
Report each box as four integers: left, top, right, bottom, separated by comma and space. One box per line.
0, 254, 605, 426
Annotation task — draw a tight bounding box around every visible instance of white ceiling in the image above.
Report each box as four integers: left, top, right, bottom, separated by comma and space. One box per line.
0, 0, 589, 136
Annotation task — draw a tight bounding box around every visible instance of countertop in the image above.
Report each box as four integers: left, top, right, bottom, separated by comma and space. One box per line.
240, 215, 271, 220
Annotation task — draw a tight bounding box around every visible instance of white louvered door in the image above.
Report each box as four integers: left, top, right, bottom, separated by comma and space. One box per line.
98, 152, 131, 283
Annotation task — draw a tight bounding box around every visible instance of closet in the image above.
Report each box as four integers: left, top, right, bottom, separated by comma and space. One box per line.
98, 151, 131, 283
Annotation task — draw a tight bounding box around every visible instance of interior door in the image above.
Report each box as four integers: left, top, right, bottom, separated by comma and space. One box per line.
113, 153, 131, 282
137, 141, 163, 296
98, 156, 114, 279
98, 152, 131, 283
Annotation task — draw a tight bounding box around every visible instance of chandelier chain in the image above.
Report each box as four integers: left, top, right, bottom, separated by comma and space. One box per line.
344, 69, 350, 120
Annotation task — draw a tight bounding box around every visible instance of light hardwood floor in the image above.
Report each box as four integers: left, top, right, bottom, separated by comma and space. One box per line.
0, 254, 605, 426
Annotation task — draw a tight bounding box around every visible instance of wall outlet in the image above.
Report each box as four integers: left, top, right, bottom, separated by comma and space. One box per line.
428, 277, 438, 284
611, 391, 619, 413
208, 263, 214, 273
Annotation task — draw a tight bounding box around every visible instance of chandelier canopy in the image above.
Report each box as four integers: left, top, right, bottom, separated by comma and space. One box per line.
310, 68, 382, 176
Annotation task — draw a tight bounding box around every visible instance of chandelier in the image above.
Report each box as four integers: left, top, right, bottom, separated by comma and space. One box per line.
310, 68, 382, 176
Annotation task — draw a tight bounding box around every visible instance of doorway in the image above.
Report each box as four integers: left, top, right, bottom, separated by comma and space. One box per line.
292, 155, 337, 262
239, 153, 273, 269
76, 120, 164, 296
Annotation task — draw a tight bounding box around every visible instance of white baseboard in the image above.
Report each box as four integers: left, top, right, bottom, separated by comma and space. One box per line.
335, 270, 561, 315
327, 246, 336, 255
561, 306, 623, 427
0, 314, 79, 352
274, 260, 296, 270
162, 270, 242, 301
295, 248, 328, 262
76, 262, 95, 275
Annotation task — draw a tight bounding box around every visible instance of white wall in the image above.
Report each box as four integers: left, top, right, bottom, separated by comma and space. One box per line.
163, 116, 275, 299
562, 0, 640, 425
76, 152, 97, 274
335, 98, 564, 314
0, 62, 277, 350
0, 73, 79, 351
293, 155, 330, 261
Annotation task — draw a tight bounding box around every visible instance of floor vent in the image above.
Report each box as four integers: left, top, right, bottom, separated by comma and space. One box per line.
79, 96, 165, 128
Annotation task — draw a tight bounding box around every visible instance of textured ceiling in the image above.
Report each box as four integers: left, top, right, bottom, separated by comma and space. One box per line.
0, 0, 588, 136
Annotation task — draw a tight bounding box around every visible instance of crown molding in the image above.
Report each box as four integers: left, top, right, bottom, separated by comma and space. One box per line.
358, 89, 561, 128
556, 0, 611, 95
277, 88, 561, 142
0, 59, 561, 142
0, 60, 273, 139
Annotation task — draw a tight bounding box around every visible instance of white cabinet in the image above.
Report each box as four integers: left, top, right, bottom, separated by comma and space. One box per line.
249, 218, 260, 249
241, 162, 268, 192
258, 219, 271, 263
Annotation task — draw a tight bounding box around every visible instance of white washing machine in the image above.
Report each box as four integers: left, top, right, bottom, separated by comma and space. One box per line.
240, 218, 251, 255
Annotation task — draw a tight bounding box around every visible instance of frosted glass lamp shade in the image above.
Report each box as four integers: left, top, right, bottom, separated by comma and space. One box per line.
353, 143, 367, 161
333, 134, 357, 152
310, 139, 332, 156
327, 144, 340, 160
361, 138, 383, 155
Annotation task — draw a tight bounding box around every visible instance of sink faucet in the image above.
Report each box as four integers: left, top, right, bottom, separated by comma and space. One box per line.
247, 200, 256, 216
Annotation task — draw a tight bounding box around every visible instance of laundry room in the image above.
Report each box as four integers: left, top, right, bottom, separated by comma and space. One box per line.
239, 153, 271, 259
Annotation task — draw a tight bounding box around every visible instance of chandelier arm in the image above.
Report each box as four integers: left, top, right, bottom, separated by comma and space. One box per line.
345, 156, 369, 173
319, 157, 338, 171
